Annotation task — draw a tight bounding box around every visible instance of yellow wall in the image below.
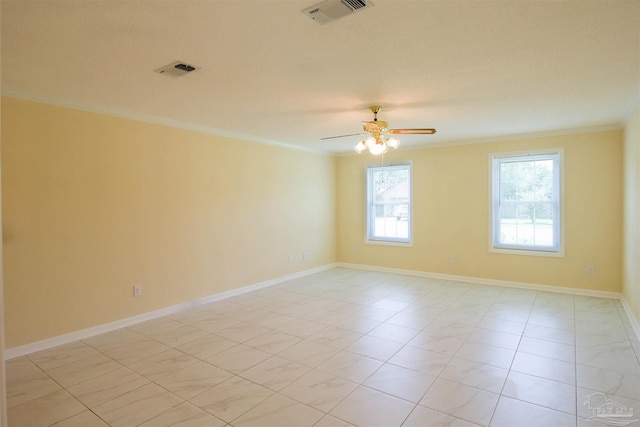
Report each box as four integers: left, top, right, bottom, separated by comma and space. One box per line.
338, 131, 623, 292
0, 85, 7, 427
1, 97, 337, 348
1, 95, 630, 349
623, 105, 640, 323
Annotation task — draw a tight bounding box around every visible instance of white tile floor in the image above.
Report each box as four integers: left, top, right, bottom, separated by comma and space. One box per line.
6, 267, 640, 426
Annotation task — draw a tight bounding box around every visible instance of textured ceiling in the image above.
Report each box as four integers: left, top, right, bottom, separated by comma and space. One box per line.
2, 0, 639, 154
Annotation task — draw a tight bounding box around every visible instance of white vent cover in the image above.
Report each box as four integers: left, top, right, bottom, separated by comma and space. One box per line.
302, 0, 374, 25
154, 61, 200, 77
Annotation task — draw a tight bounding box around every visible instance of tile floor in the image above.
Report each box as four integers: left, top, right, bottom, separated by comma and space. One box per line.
6, 267, 640, 427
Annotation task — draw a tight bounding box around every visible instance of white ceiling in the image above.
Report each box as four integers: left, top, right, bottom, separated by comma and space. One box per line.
2, 0, 639, 154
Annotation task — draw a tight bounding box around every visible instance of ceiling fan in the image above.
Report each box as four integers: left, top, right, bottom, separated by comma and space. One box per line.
321, 106, 436, 154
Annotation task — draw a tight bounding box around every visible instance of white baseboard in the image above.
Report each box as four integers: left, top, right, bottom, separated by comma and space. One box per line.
4, 263, 337, 360
338, 262, 622, 298
6, 261, 638, 359
620, 297, 640, 342
338, 262, 640, 341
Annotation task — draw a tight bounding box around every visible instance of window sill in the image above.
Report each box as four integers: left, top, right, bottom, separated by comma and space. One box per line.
490, 246, 564, 257
366, 239, 414, 247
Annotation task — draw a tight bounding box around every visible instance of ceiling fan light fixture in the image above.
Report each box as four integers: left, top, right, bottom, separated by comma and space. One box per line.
353, 135, 397, 155
325, 105, 435, 154
369, 141, 388, 155
354, 140, 367, 153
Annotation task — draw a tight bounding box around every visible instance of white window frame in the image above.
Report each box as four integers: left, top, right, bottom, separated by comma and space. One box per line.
366, 162, 413, 245
490, 149, 564, 256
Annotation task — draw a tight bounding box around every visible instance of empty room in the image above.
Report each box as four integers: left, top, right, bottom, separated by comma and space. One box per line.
1, 1, 639, 426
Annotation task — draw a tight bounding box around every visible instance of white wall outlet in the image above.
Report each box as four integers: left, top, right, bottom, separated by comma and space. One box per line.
288, 255, 294, 263
586, 265, 595, 275
353, 247, 359, 254
450, 255, 457, 263
133, 285, 142, 297
303, 252, 308, 260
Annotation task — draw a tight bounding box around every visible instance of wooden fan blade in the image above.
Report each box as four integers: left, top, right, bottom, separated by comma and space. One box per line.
320, 132, 367, 140
388, 128, 437, 135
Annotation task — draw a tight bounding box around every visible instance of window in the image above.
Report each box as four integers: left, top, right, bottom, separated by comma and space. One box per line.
366, 162, 412, 244
491, 150, 562, 254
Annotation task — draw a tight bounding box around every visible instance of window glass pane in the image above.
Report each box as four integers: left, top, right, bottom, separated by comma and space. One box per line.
373, 212, 409, 239
500, 179, 517, 201
392, 203, 409, 221
500, 161, 517, 179
515, 204, 536, 245
534, 160, 554, 201
492, 152, 560, 253
516, 161, 535, 201
533, 203, 554, 246
367, 164, 411, 243
498, 203, 517, 244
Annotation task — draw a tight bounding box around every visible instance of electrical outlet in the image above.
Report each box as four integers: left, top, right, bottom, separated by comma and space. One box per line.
288, 255, 294, 263
133, 285, 142, 297
586, 265, 594, 275
450, 255, 457, 263
303, 252, 308, 260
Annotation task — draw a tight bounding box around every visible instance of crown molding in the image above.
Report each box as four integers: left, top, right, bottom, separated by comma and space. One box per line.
336, 123, 623, 156
1, 89, 332, 156
623, 96, 640, 123
3, 89, 627, 157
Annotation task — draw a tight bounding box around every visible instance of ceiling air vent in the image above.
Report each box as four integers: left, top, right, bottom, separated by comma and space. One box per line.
154, 61, 200, 78
302, 0, 374, 25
